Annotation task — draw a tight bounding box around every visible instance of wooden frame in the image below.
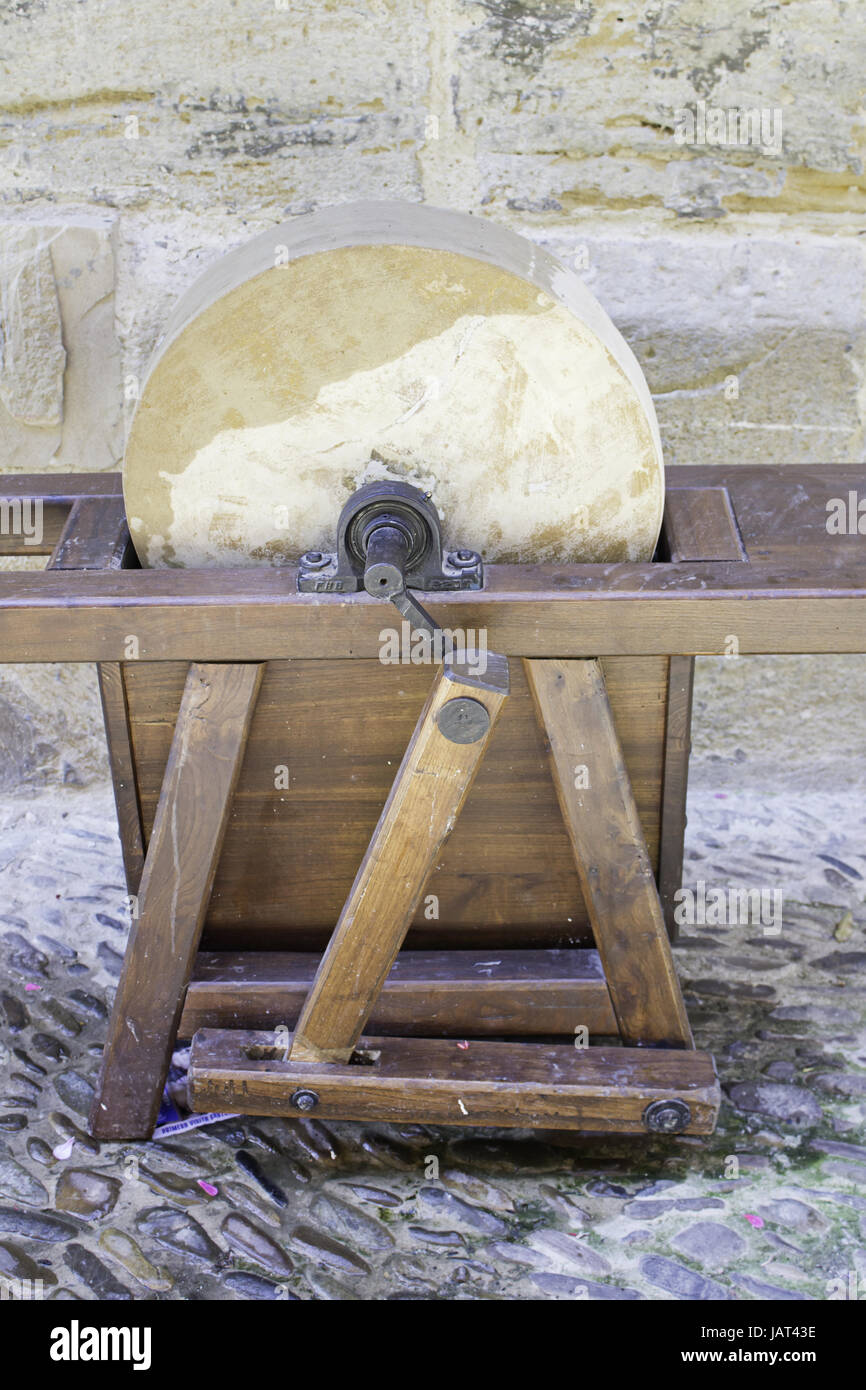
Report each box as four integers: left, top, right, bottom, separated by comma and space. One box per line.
1, 465, 863, 1140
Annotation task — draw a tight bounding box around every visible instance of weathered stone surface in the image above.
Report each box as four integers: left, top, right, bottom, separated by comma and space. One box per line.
55, 1168, 121, 1221
641, 1255, 733, 1301
417, 1184, 508, 1236
754, 1199, 827, 1234
670, 1221, 747, 1270
0, 226, 65, 426
0, 1239, 58, 1287
310, 1193, 395, 1253
64, 1242, 132, 1300
290, 1223, 371, 1275
98, 1228, 172, 1292
531, 1272, 640, 1300
0, 3, 426, 214
727, 1082, 824, 1129
528, 1230, 612, 1277
221, 1213, 293, 1278
53, 1071, 96, 1118
0, 1206, 80, 1242
224, 1270, 295, 1300
0, 1149, 48, 1206
0, 219, 122, 470
135, 1207, 221, 1264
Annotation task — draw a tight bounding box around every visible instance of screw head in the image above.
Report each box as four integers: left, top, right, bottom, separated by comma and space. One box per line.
290, 1088, 320, 1112
301, 551, 328, 570
643, 1099, 691, 1134
448, 549, 479, 569
437, 696, 490, 744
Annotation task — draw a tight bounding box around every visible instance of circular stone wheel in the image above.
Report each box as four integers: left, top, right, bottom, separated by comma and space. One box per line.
123, 203, 664, 569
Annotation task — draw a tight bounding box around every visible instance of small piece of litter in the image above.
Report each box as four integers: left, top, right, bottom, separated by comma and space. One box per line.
24, 983, 41, 992
834, 911, 854, 943
457, 1041, 470, 1050
744, 1213, 764, 1229
197, 1180, 218, 1196
457, 1099, 468, 1116
53, 1138, 75, 1161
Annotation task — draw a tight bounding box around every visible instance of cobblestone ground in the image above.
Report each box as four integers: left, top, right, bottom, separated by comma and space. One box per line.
0, 784, 864, 1302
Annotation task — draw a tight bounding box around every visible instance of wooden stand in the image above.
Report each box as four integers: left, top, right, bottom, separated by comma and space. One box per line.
2, 465, 864, 1140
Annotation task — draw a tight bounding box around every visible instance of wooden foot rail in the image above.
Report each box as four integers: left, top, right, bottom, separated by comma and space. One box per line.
189, 1030, 720, 1134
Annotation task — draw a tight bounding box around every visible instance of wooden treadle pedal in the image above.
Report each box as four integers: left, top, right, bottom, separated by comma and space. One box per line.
188, 1030, 721, 1135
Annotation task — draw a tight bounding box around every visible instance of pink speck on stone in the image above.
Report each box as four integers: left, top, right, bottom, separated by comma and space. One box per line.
714, 793, 728, 800
197, 1180, 218, 1196
744, 1213, 764, 1228
24, 983, 41, 992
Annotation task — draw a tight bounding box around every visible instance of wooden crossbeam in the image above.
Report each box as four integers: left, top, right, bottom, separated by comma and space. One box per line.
525, 658, 693, 1049
48, 495, 131, 571
289, 655, 510, 1064
179, 947, 618, 1038
0, 566, 864, 662
89, 662, 264, 1140
190, 1029, 720, 1133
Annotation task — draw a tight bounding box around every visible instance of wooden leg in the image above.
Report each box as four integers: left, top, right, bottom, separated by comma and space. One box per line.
658, 655, 695, 941
289, 655, 510, 1064
97, 663, 146, 897
89, 662, 264, 1140
525, 658, 693, 1049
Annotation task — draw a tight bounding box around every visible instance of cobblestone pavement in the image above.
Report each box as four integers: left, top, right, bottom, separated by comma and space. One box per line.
0, 784, 864, 1302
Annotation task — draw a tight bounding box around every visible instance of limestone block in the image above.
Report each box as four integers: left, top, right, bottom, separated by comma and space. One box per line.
536, 230, 866, 466
0, 660, 109, 793
0, 217, 123, 471
454, 0, 866, 222
0, 0, 427, 213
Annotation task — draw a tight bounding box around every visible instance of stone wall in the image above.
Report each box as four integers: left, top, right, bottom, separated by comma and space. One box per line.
0, 0, 864, 795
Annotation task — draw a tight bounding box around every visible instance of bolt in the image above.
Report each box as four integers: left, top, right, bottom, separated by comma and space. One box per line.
643, 1099, 691, 1134
437, 696, 490, 744
448, 549, 478, 569
290, 1088, 320, 1112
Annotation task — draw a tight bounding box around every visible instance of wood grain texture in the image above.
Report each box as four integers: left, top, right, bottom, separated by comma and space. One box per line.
658, 655, 695, 941
89, 662, 264, 1140
290, 655, 510, 1062
97, 663, 145, 895
525, 658, 693, 1049
180, 948, 618, 1037
189, 1029, 720, 1133
0, 474, 123, 557
663, 487, 746, 562
0, 561, 864, 660
121, 654, 667, 948
47, 495, 132, 571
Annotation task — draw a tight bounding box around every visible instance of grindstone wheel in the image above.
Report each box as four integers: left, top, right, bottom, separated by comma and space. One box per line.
123, 203, 664, 569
